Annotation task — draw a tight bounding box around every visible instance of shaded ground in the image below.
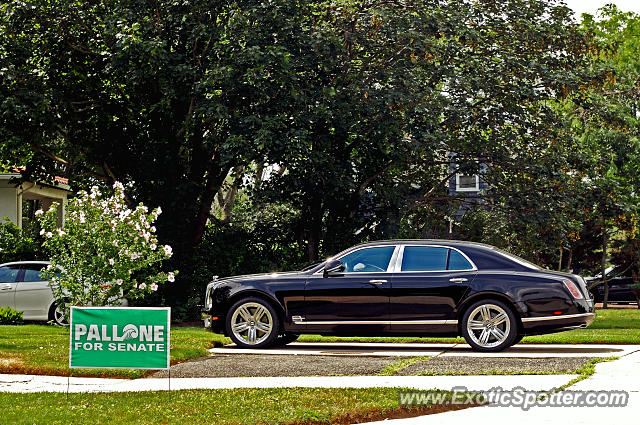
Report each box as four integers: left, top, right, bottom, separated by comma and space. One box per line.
399, 356, 594, 376
151, 354, 593, 378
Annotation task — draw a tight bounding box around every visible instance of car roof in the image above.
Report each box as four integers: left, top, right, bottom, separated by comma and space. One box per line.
350, 239, 498, 250
0, 260, 50, 267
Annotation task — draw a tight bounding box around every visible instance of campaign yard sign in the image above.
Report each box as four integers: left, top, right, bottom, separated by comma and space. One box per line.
69, 307, 170, 370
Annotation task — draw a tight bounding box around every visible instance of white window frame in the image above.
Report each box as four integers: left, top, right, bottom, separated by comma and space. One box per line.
455, 173, 480, 192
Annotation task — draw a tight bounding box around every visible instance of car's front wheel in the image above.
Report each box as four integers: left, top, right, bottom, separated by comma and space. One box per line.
226, 297, 280, 348
461, 299, 518, 352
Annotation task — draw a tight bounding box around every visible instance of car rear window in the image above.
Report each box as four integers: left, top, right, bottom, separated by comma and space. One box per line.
22, 265, 48, 282
448, 249, 473, 270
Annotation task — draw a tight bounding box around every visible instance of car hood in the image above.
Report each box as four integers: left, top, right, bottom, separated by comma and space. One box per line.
206, 271, 304, 289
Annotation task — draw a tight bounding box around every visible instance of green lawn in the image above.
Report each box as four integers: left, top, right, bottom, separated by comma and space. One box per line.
0, 388, 468, 425
299, 308, 640, 345
0, 325, 229, 378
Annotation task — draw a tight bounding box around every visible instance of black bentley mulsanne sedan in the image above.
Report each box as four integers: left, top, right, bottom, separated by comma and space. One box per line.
202, 240, 595, 352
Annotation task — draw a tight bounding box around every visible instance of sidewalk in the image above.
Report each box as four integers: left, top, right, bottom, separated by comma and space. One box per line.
361, 349, 640, 425
0, 373, 575, 393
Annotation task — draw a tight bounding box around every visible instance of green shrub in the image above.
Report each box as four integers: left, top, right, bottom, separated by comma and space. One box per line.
0, 219, 44, 264
0, 306, 23, 325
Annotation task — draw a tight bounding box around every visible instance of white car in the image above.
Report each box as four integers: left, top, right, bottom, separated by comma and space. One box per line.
0, 261, 128, 326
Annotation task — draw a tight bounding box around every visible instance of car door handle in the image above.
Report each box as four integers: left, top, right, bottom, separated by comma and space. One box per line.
449, 278, 468, 283
369, 279, 388, 285
0, 283, 12, 290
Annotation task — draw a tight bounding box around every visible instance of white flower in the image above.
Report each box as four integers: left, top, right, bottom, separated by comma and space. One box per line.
150, 283, 158, 291
163, 245, 173, 257
39, 229, 45, 235
130, 253, 140, 260
113, 181, 124, 191
138, 283, 147, 290
167, 272, 175, 283
116, 279, 123, 285
156, 207, 162, 215
113, 240, 119, 247
150, 243, 157, 251
109, 258, 115, 266
35, 209, 44, 216
79, 212, 86, 224
56, 229, 66, 236
150, 226, 156, 233
133, 283, 138, 289
45, 232, 53, 238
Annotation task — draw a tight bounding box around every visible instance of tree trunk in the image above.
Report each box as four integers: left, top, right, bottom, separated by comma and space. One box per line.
305, 196, 324, 262
558, 247, 563, 271
602, 217, 609, 309
192, 161, 231, 247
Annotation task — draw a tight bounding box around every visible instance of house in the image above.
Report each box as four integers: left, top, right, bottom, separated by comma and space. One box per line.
0, 172, 71, 228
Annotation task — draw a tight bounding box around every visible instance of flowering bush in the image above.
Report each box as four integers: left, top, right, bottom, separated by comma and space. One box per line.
38, 182, 177, 313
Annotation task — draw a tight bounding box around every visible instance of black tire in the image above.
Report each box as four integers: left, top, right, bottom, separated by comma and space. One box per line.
226, 297, 280, 348
48, 301, 69, 326
461, 299, 518, 352
273, 333, 299, 347
513, 333, 524, 345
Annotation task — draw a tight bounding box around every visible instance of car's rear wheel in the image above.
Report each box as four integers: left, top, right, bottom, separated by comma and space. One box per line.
49, 301, 69, 326
226, 297, 280, 348
461, 299, 518, 352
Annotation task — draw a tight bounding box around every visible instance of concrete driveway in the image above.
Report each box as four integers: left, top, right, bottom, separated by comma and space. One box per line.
209, 342, 638, 358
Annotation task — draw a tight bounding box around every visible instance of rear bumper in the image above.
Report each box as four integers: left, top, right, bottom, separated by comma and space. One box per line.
521, 312, 595, 336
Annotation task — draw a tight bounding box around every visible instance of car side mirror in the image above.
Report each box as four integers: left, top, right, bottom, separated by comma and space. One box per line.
323, 259, 344, 278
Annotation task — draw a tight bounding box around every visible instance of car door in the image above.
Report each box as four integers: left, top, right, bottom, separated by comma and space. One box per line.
302, 245, 398, 335
0, 264, 21, 309
14, 263, 53, 320
389, 245, 476, 334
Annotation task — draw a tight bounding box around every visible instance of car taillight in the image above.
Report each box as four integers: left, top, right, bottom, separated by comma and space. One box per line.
563, 280, 584, 299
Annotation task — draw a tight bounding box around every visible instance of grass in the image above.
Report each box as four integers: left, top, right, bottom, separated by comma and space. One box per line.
300, 308, 640, 345
0, 387, 475, 425
0, 325, 229, 378
378, 356, 431, 376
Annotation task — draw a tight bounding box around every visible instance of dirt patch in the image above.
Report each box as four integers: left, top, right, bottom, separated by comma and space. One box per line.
399, 356, 593, 375
286, 403, 484, 425
151, 354, 398, 378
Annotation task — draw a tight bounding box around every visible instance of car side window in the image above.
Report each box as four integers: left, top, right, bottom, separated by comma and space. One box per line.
0, 266, 20, 283
21, 265, 48, 282
448, 249, 473, 270
401, 246, 448, 271
339, 246, 395, 273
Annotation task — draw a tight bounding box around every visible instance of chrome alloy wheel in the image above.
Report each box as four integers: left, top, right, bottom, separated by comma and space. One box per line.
466, 303, 511, 349
230, 302, 274, 345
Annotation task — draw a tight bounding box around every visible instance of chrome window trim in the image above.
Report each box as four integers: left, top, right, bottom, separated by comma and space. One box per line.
296, 319, 459, 325
392, 244, 478, 273
312, 245, 400, 275
521, 312, 595, 323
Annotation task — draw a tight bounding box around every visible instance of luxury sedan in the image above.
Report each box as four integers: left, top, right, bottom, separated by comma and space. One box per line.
202, 240, 595, 352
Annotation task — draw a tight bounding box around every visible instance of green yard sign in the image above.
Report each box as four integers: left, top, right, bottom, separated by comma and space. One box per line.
69, 307, 170, 370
